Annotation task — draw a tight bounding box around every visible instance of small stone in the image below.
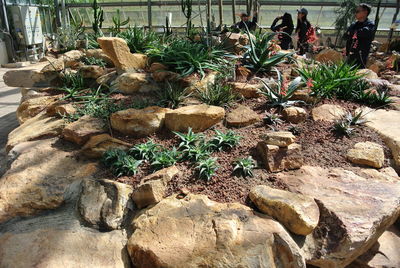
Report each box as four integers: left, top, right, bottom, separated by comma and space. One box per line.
315, 48, 344, 64
114, 72, 158, 94
357, 69, 379, 80
152, 70, 179, 82
249, 185, 319, 235
81, 134, 132, 159
311, 104, 346, 122
347, 141, 385, 168
62, 115, 106, 145
148, 62, 168, 72
257, 141, 303, 172
226, 105, 260, 127
165, 104, 225, 133
110, 106, 170, 137
96, 70, 117, 85
230, 82, 262, 98
132, 166, 180, 209
261, 131, 296, 147
80, 65, 106, 79
46, 101, 76, 117
282, 107, 307, 123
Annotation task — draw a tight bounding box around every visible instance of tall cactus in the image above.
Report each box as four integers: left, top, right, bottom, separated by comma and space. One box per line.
181, 0, 193, 35
111, 9, 130, 35
92, 0, 104, 36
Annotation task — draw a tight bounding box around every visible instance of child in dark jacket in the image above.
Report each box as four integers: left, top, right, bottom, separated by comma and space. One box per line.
271, 13, 294, 50
343, 3, 375, 68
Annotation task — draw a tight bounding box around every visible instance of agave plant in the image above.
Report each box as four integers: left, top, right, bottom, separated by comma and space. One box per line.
243, 28, 294, 73
233, 156, 256, 178
258, 69, 303, 109
196, 157, 219, 181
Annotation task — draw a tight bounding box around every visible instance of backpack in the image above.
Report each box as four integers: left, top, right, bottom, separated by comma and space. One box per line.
306, 26, 317, 43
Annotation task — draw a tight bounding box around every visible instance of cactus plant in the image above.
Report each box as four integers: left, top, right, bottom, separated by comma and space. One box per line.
111, 9, 130, 35
181, 0, 193, 35
92, 0, 104, 36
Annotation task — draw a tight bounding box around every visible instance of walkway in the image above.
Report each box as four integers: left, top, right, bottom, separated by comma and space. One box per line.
0, 67, 20, 165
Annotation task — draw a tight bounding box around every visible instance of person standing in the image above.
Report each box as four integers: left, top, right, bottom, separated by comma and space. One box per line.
233, 11, 258, 31
295, 8, 311, 55
343, 3, 375, 68
271, 13, 294, 50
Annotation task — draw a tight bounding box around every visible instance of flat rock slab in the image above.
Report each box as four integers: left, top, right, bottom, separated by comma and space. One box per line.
361, 108, 400, 167
3, 62, 59, 87
62, 115, 106, 145
0, 203, 130, 268
276, 166, 400, 268
6, 113, 65, 152
127, 194, 306, 268
0, 138, 98, 224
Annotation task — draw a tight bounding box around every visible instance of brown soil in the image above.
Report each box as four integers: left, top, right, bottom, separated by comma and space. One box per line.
98, 95, 393, 205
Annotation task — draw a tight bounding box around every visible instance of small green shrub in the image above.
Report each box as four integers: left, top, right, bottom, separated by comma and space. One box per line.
298, 62, 367, 100
117, 26, 160, 53
174, 127, 204, 149
259, 69, 303, 109
156, 81, 191, 109
233, 156, 255, 178
102, 149, 142, 177
150, 147, 181, 170
263, 112, 283, 127
333, 120, 354, 136
196, 157, 219, 181
243, 29, 294, 73
147, 39, 230, 77
128, 139, 162, 161
209, 130, 241, 151
181, 141, 211, 162
197, 81, 238, 107
354, 85, 393, 107
82, 56, 106, 67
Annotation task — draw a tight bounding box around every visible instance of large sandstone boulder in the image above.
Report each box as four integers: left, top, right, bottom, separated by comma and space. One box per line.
132, 166, 180, 209
0, 203, 130, 268
315, 48, 343, 64
3, 62, 59, 87
81, 134, 131, 159
0, 138, 98, 224
114, 72, 158, 94
16, 95, 60, 124
127, 194, 306, 268
78, 179, 133, 230
347, 141, 385, 168
110, 106, 170, 137
276, 166, 400, 267
361, 108, 400, 167
62, 115, 106, 145
250, 185, 319, 236
349, 225, 400, 268
164, 104, 225, 132
97, 37, 147, 72
6, 113, 65, 152
226, 105, 260, 127
311, 104, 346, 122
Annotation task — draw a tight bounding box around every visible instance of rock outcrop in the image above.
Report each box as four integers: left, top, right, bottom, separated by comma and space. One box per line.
16, 95, 60, 124
127, 194, 306, 268
62, 115, 106, 145
250, 185, 319, 235
276, 166, 400, 267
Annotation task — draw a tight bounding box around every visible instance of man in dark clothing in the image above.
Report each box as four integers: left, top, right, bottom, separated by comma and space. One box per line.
271, 13, 294, 50
233, 12, 258, 31
343, 3, 375, 68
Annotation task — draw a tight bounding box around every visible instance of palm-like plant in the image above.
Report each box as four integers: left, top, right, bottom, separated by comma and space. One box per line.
259, 69, 303, 109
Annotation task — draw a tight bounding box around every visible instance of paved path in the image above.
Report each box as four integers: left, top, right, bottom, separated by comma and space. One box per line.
0, 68, 20, 152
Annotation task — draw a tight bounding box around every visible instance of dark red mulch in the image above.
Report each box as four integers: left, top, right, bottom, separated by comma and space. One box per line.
96, 95, 393, 205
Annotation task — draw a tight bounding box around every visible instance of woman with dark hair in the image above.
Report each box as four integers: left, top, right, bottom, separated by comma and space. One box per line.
296, 8, 311, 55
271, 12, 294, 49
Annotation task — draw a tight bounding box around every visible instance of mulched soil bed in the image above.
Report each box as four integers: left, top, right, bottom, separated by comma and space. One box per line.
97, 95, 393, 205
